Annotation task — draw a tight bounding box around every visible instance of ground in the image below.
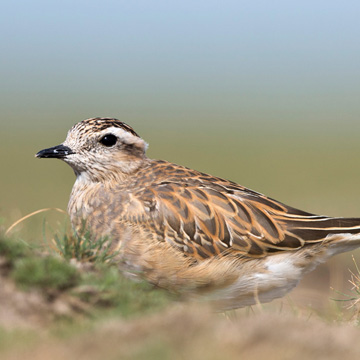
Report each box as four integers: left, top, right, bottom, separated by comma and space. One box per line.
1, 232, 360, 360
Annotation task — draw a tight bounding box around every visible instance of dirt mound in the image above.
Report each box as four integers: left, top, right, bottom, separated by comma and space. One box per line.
0, 270, 86, 330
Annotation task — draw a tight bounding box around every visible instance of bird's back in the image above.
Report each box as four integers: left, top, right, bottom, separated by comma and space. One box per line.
114, 159, 360, 259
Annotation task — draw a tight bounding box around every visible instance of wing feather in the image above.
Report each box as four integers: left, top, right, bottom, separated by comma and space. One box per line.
128, 162, 360, 260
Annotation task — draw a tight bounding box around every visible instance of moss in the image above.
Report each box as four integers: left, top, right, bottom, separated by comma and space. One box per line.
76, 264, 170, 317
12, 256, 79, 291
0, 236, 28, 264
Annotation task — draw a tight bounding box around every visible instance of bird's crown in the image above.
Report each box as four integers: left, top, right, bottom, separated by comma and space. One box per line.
71, 117, 140, 138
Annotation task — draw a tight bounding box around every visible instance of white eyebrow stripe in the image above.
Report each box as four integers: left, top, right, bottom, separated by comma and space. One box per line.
102, 127, 148, 150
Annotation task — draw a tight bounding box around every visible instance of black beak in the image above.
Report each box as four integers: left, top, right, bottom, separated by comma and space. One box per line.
35, 144, 74, 159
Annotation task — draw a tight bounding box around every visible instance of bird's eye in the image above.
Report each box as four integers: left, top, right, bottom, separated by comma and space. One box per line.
99, 134, 117, 147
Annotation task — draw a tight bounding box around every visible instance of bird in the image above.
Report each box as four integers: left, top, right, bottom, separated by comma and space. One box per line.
36, 117, 360, 310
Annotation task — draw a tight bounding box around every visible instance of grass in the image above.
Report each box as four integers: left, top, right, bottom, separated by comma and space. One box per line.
0, 231, 171, 320
330, 256, 360, 324
348, 257, 360, 314
53, 223, 117, 263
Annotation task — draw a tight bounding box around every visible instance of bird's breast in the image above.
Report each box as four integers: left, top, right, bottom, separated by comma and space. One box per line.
68, 181, 131, 241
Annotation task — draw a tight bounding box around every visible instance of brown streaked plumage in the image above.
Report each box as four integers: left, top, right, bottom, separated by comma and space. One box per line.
36, 117, 360, 309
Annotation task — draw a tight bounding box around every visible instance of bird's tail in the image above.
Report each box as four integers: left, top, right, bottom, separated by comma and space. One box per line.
285, 215, 360, 256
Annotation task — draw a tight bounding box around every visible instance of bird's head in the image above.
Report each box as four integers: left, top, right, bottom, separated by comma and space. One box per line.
36, 117, 148, 182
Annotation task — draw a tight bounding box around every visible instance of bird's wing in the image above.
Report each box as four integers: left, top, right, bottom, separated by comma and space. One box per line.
133, 175, 360, 260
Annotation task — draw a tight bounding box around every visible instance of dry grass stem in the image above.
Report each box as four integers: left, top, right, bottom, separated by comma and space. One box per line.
5, 208, 67, 236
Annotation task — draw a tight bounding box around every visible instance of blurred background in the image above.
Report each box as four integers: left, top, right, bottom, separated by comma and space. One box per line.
1, 0, 360, 310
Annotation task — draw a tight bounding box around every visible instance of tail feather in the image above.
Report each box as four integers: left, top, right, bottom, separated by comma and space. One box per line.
271, 214, 360, 256
284, 216, 360, 243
